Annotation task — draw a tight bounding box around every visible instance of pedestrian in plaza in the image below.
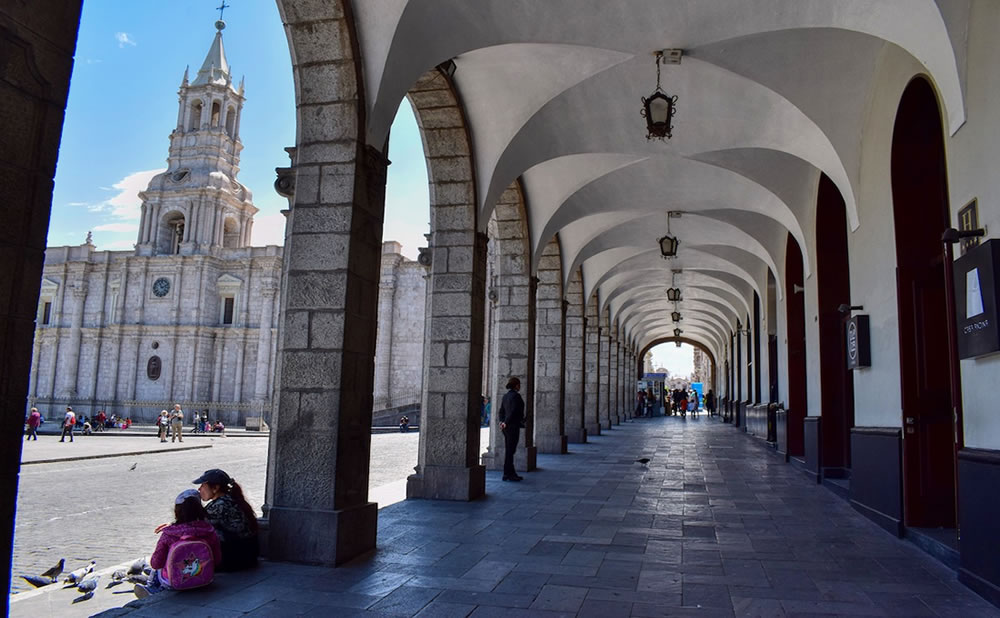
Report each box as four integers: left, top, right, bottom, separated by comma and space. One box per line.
170, 404, 184, 442
59, 406, 76, 442
192, 409, 201, 434
25, 407, 41, 441
157, 410, 169, 442
499, 376, 525, 482
133, 489, 221, 598
635, 390, 646, 417
194, 469, 259, 571
705, 389, 716, 416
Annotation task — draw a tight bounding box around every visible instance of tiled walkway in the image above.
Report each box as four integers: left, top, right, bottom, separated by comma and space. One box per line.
106, 416, 998, 617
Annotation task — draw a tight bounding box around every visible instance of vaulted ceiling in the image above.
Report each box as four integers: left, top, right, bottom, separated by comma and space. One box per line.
350, 0, 965, 354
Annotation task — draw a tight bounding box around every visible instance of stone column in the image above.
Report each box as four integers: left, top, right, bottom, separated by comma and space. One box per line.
0, 1, 82, 606
59, 282, 87, 398
407, 227, 488, 500
609, 326, 620, 425
483, 191, 537, 473
373, 245, 400, 411
263, 112, 386, 571
598, 323, 611, 430
533, 239, 566, 454
564, 270, 586, 443
583, 300, 601, 436
253, 282, 277, 401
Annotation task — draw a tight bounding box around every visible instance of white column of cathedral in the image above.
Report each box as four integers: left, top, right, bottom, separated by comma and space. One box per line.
58, 282, 87, 397
253, 282, 277, 401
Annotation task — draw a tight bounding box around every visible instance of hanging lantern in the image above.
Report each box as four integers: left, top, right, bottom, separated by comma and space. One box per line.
658, 233, 679, 258
673, 327, 683, 338
641, 51, 679, 140
666, 287, 682, 302
671, 311, 681, 322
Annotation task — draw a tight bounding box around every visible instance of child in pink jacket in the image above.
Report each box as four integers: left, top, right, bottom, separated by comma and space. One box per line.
134, 489, 222, 598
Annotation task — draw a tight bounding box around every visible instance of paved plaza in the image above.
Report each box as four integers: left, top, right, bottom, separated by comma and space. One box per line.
10, 418, 997, 617
10, 428, 478, 601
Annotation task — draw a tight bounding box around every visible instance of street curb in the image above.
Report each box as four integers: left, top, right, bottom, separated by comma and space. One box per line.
21, 444, 213, 466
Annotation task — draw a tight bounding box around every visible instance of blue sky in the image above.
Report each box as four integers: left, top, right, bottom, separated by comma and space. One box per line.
51, 0, 430, 257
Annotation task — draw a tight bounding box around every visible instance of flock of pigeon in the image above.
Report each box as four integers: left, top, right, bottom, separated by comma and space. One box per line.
20, 557, 151, 603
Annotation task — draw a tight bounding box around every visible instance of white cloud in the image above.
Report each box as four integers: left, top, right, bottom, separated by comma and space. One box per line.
93, 222, 139, 233
250, 212, 287, 246
85, 168, 162, 220
115, 32, 136, 47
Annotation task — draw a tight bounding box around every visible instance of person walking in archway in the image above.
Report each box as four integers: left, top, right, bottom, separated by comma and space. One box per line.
499, 377, 525, 482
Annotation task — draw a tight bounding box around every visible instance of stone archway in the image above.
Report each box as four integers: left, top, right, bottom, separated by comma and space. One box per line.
638, 337, 718, 394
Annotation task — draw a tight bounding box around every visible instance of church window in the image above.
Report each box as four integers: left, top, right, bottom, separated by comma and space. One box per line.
37, 278, 58, 326
211, 101, 221, 127
190, 100, 203, 131
41, 302, 51, 325
222, 297, 235, 325
225, 106, 236, 137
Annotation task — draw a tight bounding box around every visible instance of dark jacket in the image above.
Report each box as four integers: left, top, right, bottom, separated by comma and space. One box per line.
498, 388, 525, 429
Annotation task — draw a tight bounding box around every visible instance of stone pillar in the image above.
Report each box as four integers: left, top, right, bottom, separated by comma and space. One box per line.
263, 115, 386, 571
564, 269, 586, 443
598, 323, 611, 430
483, 190, 536, 473
533, 239, 566, 454
253, 282, 277, 401
59, 282, 87, 397
0, 0, 82, 607
406, 230, 488, 501
609, 326, 620, 425
584, 298, 601, 437
373, 245, 401, 411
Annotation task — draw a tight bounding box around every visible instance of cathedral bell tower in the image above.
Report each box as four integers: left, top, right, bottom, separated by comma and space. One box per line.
135, 19, 257, 257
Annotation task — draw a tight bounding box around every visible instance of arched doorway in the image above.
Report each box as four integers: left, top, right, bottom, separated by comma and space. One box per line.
785, 233, 807, 457
890, 77, 958, 529
816, 173, 855, 479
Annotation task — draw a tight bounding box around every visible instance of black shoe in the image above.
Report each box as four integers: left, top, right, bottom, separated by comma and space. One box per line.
502, 475, 522, 482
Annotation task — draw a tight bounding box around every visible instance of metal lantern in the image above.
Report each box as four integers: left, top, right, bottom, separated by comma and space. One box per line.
641, 52, 678, 140
673, 327, 683, 338
675, 341, 682, 348
666, 287, 682, 302
671, 311, 681, 322
658, 233, 679, 258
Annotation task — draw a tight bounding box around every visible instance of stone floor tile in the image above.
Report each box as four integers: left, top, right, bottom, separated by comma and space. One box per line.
529, 584, 588, 613
414, 600, 476, 617
368, 585, 442, 615
576, 598, 632, 617
243, 600, 318, 616
683, 582, 732, 609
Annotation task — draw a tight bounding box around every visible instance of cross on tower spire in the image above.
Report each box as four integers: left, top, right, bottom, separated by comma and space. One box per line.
216, 2, 230, 21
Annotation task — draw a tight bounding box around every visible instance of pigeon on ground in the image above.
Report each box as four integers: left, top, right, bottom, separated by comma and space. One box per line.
126, 558, 147, 575
127, 573, 149, 585
20, 574, 54, 588
635, 457, 651, 465
111, 569, 127, 581
72, 591, 94, 603
129, 462, 137, 471
64, 560, 95, 584
40, 558, 64, 580
77, 574, 100, 593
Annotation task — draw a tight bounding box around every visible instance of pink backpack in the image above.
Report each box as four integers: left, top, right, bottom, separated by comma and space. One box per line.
164, 536, 215, 590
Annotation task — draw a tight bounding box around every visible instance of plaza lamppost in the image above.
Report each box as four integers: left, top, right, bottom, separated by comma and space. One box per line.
641, 50, 681, 140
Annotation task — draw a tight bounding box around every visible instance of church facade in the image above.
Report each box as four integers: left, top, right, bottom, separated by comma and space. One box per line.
26, 26, 426, 426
